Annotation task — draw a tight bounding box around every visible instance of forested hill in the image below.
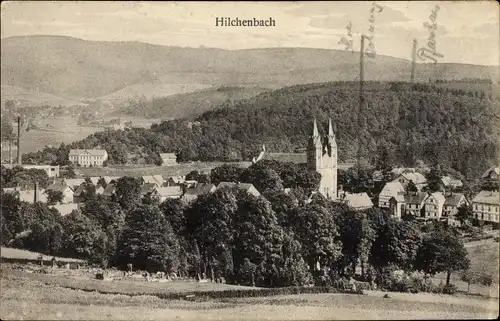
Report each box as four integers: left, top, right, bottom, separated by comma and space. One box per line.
25, 81, 499, 179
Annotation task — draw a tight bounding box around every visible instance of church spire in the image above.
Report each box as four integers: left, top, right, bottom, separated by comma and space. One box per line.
312, 118, 319, 137
328, 118, 334, 137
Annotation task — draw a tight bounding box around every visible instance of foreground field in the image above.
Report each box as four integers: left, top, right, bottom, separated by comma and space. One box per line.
1, 267, 498, 320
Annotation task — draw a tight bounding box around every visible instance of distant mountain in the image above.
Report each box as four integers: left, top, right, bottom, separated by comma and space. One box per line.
115, 86, 269, 120
2, 35, 498, 100
0, 85, 84, 108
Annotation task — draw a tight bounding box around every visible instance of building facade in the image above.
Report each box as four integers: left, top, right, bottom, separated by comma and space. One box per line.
160, 153, 177, 166
307, 118, 338, 200
68, 149, 108, 167
472, 190, 499, 223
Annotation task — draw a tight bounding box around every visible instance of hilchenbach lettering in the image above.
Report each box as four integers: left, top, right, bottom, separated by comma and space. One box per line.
215, 17, 276, 27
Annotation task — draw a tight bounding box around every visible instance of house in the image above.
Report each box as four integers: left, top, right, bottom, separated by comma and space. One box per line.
182, 183, 216, 203
68, 149, 108, 167
95, 185, 105, 195
63, 178, 86, 190
216, 182, 261, 198
140, 183, 158, 197
140, 175, 164, 187
166, 176, 185, 186
45, 182, 74, 204
403, 192, 428, 218
442, 192, 468, 224
440, 176, 463, 190
2, 164, 60, 178
154, 186, 183, 202
378, 181, 405, 208
160, 153, 177, 166
341, 192, 373, 210
101, 176, 120, 185
393, 172, 427, 191
72, 184, 88, 203
482, 166, 499, 181
88, 177, 100, 186
423, 192, 446, 219
50, 203, 80, 216
389, 195, 406, 219
472, 190, 499, 223
102, 183, 117, 200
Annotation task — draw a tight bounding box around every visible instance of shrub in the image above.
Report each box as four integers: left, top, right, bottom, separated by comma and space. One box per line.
441, 284, 458, 295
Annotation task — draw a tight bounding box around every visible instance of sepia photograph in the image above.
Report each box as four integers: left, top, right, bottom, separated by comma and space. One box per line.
0, 0, 499, 320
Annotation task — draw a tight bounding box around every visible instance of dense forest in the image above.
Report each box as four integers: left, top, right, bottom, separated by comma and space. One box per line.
23, 81, 499, 180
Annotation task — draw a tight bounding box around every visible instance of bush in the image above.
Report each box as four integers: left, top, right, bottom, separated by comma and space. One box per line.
441, 284, 458, 295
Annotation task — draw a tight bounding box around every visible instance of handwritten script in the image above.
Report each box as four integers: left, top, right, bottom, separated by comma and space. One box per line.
417, 5, 444, 64
365, 2, 383, 59
339, 21, 354, 52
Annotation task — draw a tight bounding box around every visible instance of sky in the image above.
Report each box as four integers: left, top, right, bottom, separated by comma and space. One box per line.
1, 1, 499, 65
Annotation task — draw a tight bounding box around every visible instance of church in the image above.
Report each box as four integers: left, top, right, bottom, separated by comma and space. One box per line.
306, 118, 338, 201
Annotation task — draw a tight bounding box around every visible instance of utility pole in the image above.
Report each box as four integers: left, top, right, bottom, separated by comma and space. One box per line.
17, 116, 21, 165
411, 39, 417, 83
357, 35, 366, 176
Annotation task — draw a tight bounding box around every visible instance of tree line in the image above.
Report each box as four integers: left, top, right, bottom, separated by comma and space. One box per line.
1, 161, 475, 291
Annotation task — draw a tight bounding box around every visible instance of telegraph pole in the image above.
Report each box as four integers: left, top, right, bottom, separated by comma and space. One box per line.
411, 39, 417, 83
357, 35, 366, 175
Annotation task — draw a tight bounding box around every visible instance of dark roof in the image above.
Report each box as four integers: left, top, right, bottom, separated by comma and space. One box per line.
185, 183, 215, 196
46, 182, 71, 193
444, 193, 466, 206
140, 183, 157, 195
404, 192, 428, 204
266, 153, 307, 164
102, 183, 116, 196
73, 184, 86, 196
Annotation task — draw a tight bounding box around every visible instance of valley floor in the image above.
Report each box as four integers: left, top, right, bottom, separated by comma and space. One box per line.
1, 267, 498, 320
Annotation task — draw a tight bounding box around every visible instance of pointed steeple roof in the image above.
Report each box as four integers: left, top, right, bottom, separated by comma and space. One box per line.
312, 118, 319, 137
328, 118, 334, 137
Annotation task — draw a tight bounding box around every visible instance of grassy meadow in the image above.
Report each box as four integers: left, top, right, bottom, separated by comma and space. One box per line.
1, 266, 497, 320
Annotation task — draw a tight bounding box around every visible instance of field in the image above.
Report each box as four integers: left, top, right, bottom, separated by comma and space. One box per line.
18, 117, 102, 153
432, 239, 499, 297
1, 266, 497, 320
1, 247, 85, 263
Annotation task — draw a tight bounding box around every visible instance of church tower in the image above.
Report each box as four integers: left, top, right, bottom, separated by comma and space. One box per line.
307, 118, 338, 200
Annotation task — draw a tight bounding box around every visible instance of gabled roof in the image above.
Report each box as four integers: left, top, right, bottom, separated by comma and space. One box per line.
343, 192, 373, 209
140, 183, 157, 195
69, 149, 107, 157
102, 176, 120, 184
168, 176, 185, 184
481, 166, 499, 179
63, 179, 86, 189
216, 182, 261, 197
18, 189, 48, 203
159, 153, 177, 158
95, 185, 105, 195
185, 183, 216, 196
50, 203, 79, 216
141, 175, 164, 186
46, 182, 73, 193
89, 177, 100, 185
444, 193, 466, 207
102, 183, 116, 196
404, 192, 428, 205
266, 153, 307, 164
472, 190, 499, 205
73, 184, 87, 196
381, 181, 405, 202
427, 192, 446, 206
154, 186, 183, 197
441, 176, 463, 187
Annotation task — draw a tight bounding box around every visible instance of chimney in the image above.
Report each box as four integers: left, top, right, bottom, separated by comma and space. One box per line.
17, 116, 21, 165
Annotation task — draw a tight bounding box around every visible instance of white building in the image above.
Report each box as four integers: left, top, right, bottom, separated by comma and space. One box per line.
68, 149, 108, 167
472, 191, 499, 223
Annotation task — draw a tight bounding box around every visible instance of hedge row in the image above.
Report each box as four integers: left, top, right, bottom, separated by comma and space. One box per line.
49, 282, 363, 301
